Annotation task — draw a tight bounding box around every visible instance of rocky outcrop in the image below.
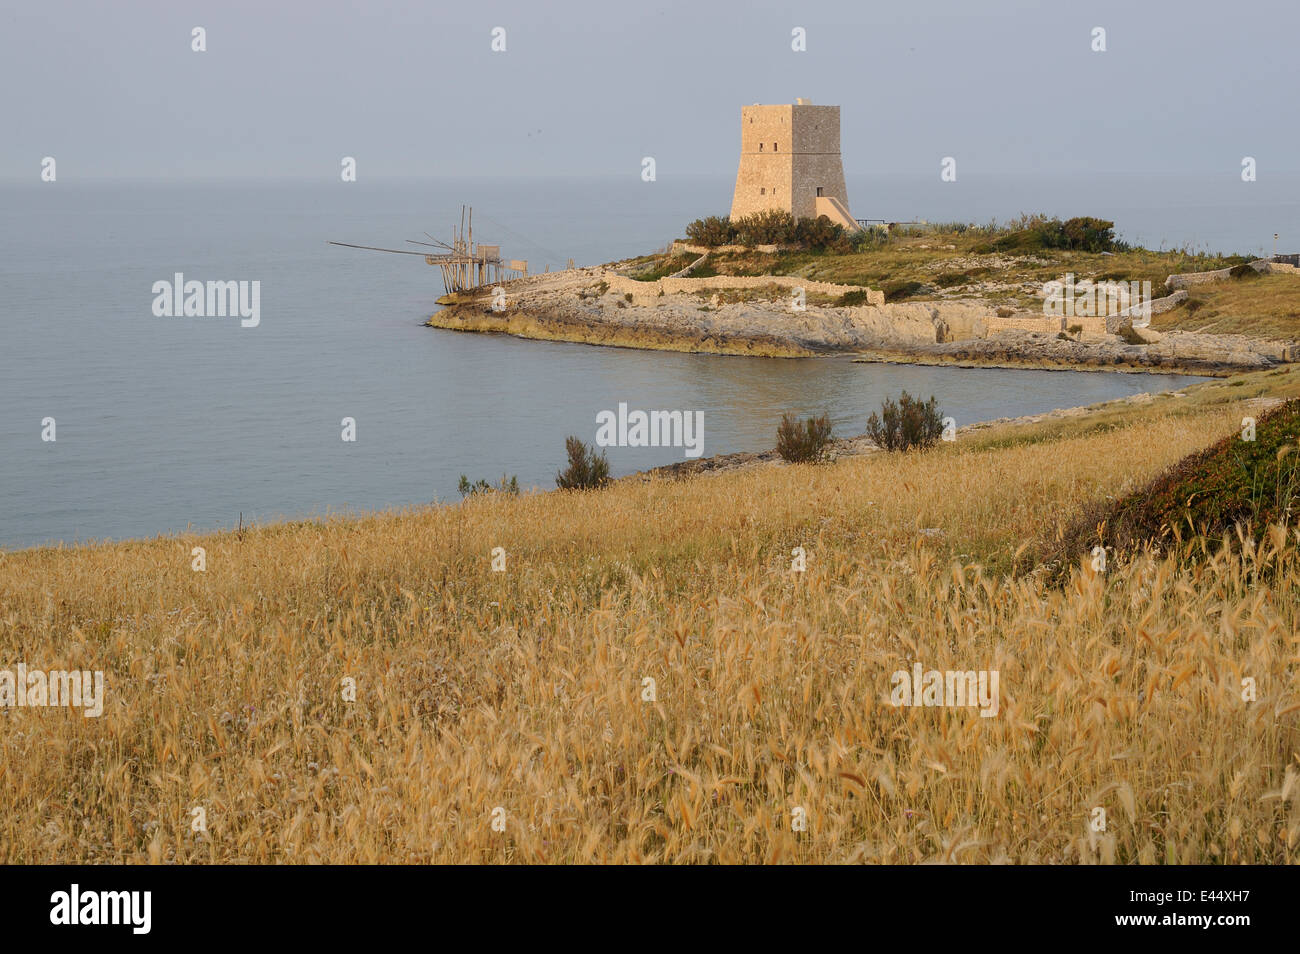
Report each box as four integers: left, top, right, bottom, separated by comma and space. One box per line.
430, 266, 1294, 375
854, 329, 1290, 376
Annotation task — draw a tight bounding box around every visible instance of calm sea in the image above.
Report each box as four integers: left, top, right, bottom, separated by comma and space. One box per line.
5, 172, 1291, 549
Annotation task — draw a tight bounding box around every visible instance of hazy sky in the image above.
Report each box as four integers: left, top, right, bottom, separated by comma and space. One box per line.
3, 0, 1298, 180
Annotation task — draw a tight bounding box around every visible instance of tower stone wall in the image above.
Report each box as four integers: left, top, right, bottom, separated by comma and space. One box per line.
729, 100, 853, 227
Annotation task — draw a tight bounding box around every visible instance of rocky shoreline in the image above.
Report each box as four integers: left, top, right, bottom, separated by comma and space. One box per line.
428, 265, 1295, 377
851, 329, 1292, 376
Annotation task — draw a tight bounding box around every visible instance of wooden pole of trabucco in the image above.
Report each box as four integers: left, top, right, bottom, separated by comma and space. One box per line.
331, 203, 518, 294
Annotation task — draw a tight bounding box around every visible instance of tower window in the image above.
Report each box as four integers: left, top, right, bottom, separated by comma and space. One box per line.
773, 142, 778, 151
760, 188, 765, 195
759, 143, 763, 152
816, 187, 824, 197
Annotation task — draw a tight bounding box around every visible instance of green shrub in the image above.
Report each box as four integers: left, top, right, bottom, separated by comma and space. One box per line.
1229, 263, 1260, 279
734, 209, 796, 246
835, 289, 869, 307
883, 280, 926, 302
991, 215, 1120, 253
556, 437, 611, 490
632, 253, 697, 281
933, 271, 971, 288
850, 227, 890, 251
458, 474, 519, 497
865, 391, 945, 452
792, 215, 847, 251
1036, 399, 1300, 578
776, 413, 834, 463
684, 215, 737, 247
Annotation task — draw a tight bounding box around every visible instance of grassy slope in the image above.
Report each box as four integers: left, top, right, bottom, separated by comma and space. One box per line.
1154, 273, 1300, 339
1040, 398, 1300, 577
634, 227, 1300, 337
2, 367, 1299, 863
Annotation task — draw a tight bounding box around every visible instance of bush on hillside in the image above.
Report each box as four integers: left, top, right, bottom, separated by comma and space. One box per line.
458, 474, 520, 497
991, 215, 1121, 253
883, 280, 927, 302
683, 212, 860, 251
1030, 399, 1300, 579
865, 391, 945, 452
849, 226, 890, 251
734, 209, 796, 246
792, 214, 848, 251
776, 412, 834, 463
685, 215, 737, 247
556, 437, 611, 490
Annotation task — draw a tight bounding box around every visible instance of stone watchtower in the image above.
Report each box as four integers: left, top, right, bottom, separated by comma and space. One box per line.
729, 98, 858, 231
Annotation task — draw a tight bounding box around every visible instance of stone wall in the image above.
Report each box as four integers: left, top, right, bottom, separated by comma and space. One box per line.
599, 270, 885, 306
730, 102, 851, 222
731, 105, 795, 220
672, 241, 789, 255
791, 106, 847, 220
1103, 290, 1188, 333
986, 315, 1063, 336
1165, 259, 1298, 290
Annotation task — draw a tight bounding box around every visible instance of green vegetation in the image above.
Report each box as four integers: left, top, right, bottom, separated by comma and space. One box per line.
683, 210, 852, 251
1153, 274, 1300, 339
883, 279, 927, 302
975, 215, 1123, 254
655, 213, 1259, 315
933, 269, 985, 287
631, 253, 698, 282
776, 412, 834, 463
865, 391, 945, 452
630, 213, 1300, 340
458, 474, 520, 497
1116, 324, 1147, 345
684, 215, 736, 247
733, 210, 796, 246
1037, 399, 1300, 577
556, 436, 612, 490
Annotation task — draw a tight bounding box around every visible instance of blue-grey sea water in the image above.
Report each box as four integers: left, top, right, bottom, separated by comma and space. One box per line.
3, 172, 1293, 549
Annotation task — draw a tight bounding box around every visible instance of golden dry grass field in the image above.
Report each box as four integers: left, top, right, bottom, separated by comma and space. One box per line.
2, 368, 1299, 864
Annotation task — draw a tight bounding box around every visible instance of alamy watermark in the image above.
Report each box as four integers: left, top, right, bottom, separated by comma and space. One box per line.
152, 273, 260, 327
890, 663, 999, 717
1, 664, 104, 717
595, 402, 703, 459
1043, 273, 1152, 328
50, 884, 150, 933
